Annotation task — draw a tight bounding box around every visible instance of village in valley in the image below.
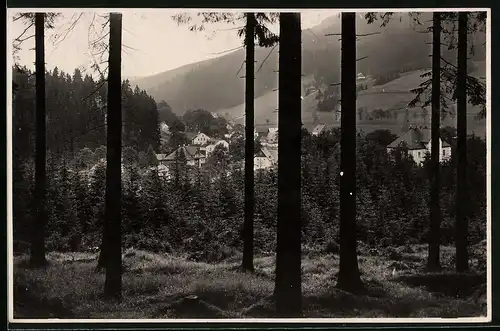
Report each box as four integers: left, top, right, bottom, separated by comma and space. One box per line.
153, 116, 280, 178
152, 106, 453, 180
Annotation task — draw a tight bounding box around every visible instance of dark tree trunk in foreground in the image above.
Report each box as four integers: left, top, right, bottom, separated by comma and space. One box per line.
242, 13, 256, 272
427, 12, 442, 271
96, 218, 109, 269
455, 11, 469, 272
30, 13, 47, 267
103, 12, 123, 299
274, 12, 302, 317
336, 12, 363, 292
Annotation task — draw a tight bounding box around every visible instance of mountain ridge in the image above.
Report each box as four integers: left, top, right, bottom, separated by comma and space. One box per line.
131, 13, 486, 118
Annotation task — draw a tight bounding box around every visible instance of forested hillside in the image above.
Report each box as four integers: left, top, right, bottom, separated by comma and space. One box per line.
131, 12, 485, 116
12, 66, 160, 163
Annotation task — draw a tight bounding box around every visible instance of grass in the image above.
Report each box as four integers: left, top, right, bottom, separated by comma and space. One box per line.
12, 245, 487, 320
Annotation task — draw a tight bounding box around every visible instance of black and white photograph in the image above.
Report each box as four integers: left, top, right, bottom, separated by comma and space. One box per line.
8, 8, 491, 322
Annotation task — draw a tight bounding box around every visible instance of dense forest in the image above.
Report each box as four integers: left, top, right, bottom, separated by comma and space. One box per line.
13, 116, 487, 265
13, 67, 161, 161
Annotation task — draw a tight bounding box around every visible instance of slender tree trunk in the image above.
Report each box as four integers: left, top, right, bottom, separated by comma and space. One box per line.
96, 217, 109, 269
274, 12, 302, 317
103, 12, 123, 299
337, 12, 363, 292
30, 13, 47, 267
427, 12, 442, 271
455, 11, 469, 272
242, 13, 256, 272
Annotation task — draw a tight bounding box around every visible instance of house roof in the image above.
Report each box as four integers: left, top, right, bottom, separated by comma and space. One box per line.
255, 127, 269, 135
312, 124, 326, 134
306, 123, 338, 134
185, 132, 198, 141
256, 146, 278, 162
387, 127, 451, 150
163, 145, 204, 162
208, 138, 228, 145
156, 153, 168, 161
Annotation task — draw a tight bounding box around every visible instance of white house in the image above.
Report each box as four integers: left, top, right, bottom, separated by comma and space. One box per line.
265, 128, 279, 145
157, 164, 172, 179
159, 122, 169, 134
190, 132, 211, 146
156, 153, 169, 166
159, 145, 207, 167
386, 126, 452, 166
205, 139, 230, 156
254, 146, 278, 170
312, 124, 326, 136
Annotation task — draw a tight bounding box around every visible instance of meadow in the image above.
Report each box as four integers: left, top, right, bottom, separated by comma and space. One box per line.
13, 242, 487, 319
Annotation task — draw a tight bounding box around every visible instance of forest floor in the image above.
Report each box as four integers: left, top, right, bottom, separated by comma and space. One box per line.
12, 243, 487, 320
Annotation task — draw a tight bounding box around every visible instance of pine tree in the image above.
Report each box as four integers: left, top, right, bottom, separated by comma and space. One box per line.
336, 12, 364, 293
103, 12, 123, 299
242, 12, 256, 273
455, 11, 469, 272
30, 13, 48, 267
427, 12, 442, 271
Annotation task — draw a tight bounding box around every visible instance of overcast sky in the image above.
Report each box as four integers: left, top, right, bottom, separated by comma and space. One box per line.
9, 10, 337, 78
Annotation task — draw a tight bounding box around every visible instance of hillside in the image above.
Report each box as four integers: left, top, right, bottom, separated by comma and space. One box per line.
132, 13, 485, 116
215, 67, 486, 137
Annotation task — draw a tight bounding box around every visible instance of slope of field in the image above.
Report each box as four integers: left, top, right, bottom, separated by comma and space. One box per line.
216, 69, 487, 137
131, 12, 488, 115
216, 75, 319, 126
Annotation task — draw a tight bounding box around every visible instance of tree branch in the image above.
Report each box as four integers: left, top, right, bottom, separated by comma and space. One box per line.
356, 32, 381, 37
440, 56, 458, 69
81, 79, 108, 103
256, 43, 278, 73
51, 13, 84, 48
208, 45, 244, 55
235, 60, 245, 77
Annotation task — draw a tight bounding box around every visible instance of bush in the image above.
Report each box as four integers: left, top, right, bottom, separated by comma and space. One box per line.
135, 236, 172, 254
187, 243, 237, 263
324, 240, 339, 254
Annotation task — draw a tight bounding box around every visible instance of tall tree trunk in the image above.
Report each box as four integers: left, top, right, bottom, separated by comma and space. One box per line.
103, 12, 123, 299
242, 13, 256, 272
427, 12, 442, 271
455, 11, 469, 272
336, 12, 364, 293
96, 216, 109, 269
30, 13, 47, 267
274, 12, 302, 317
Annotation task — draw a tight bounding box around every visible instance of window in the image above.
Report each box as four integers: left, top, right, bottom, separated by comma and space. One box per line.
443, 149, 446, 156
418, 152, 421, 157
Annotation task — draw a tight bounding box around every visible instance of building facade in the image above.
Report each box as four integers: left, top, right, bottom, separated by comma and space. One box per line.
386, 126, 452, 166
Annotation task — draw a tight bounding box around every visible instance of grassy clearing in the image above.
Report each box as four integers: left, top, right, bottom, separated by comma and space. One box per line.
13, 245, 486, 319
